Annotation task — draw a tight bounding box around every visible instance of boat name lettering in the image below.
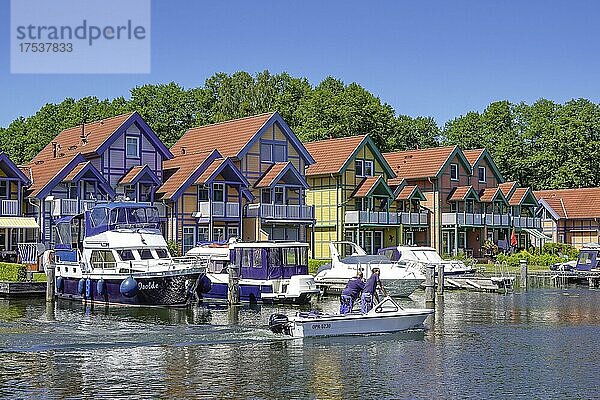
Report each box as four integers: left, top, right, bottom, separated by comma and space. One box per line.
138, 281, 159, 290
311, 323, 331, 330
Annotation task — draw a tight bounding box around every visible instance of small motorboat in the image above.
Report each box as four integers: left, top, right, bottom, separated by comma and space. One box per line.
378, 246, 476, 276
314, 242, 425, 297
269, 297, 433, 338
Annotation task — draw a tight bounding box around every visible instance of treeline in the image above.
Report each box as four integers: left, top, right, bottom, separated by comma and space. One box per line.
1, 70, 598, 190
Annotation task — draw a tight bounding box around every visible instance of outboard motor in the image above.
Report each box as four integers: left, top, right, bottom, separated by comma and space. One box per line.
269, 313, 292, 335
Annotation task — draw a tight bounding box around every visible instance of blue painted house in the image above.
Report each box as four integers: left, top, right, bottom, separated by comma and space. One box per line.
22, 112, 172, 244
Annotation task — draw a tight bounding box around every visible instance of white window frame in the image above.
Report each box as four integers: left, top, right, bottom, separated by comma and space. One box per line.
227, 226, 239, 239
364, 160, 374, 177
126, 136, 139, 158
198, 226, 209, 242
182, 227, 196, 254
212, 183, 224, 202
355, 160, 364, 177
213, 226, 225, 242
450, 163, 459, 181
478, 166, 486, 183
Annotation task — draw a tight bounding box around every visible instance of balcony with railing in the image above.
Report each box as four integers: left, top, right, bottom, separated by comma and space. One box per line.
245, 203, 315, 220
513, 216, 542, 229
195, 201, 240, 219
484, 214, 511, 227
51, 199, 167, 218
0, 199, 19, 216
442, 212, 485, 226
399, 211, 429, 226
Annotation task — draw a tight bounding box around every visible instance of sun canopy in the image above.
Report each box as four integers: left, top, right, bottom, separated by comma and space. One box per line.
0, 217, 39, 229
523, 228, 551, 241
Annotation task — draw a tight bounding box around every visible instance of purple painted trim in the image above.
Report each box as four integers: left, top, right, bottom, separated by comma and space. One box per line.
120, 164, 161, 186
203, 158, 250, 187
35, 154, 86, 199
262, 163, 309, 189
236, 112, 315, 165
170, 150, 223, 201
96, 112, 173, 160
0, 153, 30, 184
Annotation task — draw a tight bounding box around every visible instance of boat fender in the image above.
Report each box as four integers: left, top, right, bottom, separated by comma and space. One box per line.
196, 274, 212, 294
77, 278, 85, 295
55, 276, 64, 293
120, 276, 138, 298
269, 313, 291, 335
85, 278, 92, 299
96, 278, 106, 296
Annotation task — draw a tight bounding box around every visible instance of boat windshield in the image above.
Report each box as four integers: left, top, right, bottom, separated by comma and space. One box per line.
108, 206, 159, 225
409, 250, 443, 263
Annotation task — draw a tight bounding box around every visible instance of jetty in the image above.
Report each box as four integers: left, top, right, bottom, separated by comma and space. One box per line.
0, 281, 46, 297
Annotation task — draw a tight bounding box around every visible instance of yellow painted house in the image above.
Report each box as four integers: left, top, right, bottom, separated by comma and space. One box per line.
305, 135, 427, 259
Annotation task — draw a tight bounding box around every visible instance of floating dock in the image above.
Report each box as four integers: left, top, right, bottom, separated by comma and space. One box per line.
0, 281, 47, 297
444, 275, 515, 293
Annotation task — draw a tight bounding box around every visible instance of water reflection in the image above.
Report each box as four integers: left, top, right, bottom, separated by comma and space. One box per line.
1, 289, 600, 399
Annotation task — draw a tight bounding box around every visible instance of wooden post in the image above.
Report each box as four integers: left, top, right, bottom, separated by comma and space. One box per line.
46, 261, 55, 303
520, 259, 528, 290
425, 264, 435, 307
436, 263, 444, 296
228, 263, 240, 305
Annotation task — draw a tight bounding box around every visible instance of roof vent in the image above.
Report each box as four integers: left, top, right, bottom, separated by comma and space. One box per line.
181, 146, 186, 155
51, 142, 61, 158
80, 123, 88, 145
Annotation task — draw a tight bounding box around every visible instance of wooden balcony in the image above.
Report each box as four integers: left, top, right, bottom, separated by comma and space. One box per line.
0, 199, 19, 216
195, 201, 240, 218
399, 211, 429, 226
442, 212, 485, 226
513, 216, 541, 229
484, 214, 511, 227
245, 204, 314, 220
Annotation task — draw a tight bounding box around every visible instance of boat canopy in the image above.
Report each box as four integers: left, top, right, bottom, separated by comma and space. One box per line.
86, 202, 160, 237
232, 244, 309, 279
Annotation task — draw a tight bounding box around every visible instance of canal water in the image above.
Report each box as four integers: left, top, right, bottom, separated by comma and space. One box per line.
1, 288, 600, 399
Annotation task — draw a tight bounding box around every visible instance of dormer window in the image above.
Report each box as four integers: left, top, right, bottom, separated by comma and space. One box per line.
126, 136, 139, 158
478, 166, 486, 183
355, 159, 374, 177
450, 163, 458, 181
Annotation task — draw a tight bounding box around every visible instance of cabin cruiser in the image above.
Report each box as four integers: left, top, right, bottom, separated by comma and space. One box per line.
53, 202, 208, 306
186, 241, 319, 304
574, 244, 600, 271
314, 242, 425, 297
378, 246, 476, 276
269, 296, 433, 338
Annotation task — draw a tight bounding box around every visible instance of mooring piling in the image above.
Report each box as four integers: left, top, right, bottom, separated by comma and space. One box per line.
520, 259, 528, 290
228, 262, 240, 305
425, 264, 436, 307
436, 263, 444, 297
45, 254, 56, 303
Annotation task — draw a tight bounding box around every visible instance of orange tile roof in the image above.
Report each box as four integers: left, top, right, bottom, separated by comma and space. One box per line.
118, 165, 146, 185
352, 176, 382, 198
535, 188, 600, 219
508, 187, 529, 206
32, 113, 134, 162
479, 187, 504, 203
170, 113, 274, 158
498, 181, 517, 198
384, 146, 457, 184
395, 185, 419, 201
63, 162, 90, 182
304, 135, 367, 176
462, 149, 484, 166
448, 186, 477, 201
158, 151, 216, 199
22, 154, 80, 197
255, 162, 290, 188
195, 159, 227, 185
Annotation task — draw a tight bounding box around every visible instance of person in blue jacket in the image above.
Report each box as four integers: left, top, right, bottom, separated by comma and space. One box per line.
339, 271, 364, 314
361, 267, 386, 314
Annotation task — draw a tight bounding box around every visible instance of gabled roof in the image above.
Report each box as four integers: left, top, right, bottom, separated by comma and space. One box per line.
32, 112, 172, 162
498, 181, 518, 198
448, 186, 480, 202
194, 158, 249, 187
255, 162, 308, 189
535, 187, 600, 219
384, 146, 471, 185
395, 185, 426, 202
351, 176, 394, 198
158, 150, 222, 200
23, 154, 116, 198
508, 187, 538, 206
304, 135, 395, 178
463, 148, 504, 182
0, 152, 30, 184
118, 165, 161, 186
478, 187, 508, 204
170, 112, 314, 164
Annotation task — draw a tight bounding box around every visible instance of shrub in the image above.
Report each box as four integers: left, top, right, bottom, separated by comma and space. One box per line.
309, 259, 330, 275
542, 242, 579, 259
167, 240, 180, 257
496, 250, 565, 267
33, 273, 47, 282
0, 263, 28, 282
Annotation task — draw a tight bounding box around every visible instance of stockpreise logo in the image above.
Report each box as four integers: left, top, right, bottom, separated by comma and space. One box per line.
10, 0, 151, 74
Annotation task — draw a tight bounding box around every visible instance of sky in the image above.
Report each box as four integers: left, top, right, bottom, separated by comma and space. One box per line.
1, 0, 600, 128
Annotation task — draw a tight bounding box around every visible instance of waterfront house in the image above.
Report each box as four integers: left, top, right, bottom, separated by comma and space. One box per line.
304, 135, 403, 258
535, 187, 600, 248
21, 112, 172, 244
0, 152, 37, 260
169, 112, 315, 245
156, 150, 250, 254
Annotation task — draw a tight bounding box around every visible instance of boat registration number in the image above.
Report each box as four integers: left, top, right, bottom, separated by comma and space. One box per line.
311, 323, 331, 330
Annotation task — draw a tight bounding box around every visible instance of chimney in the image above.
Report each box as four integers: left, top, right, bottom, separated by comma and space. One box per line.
181, 146, 186, 155
51, 142, 60, 158
80, 123, 88, 145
